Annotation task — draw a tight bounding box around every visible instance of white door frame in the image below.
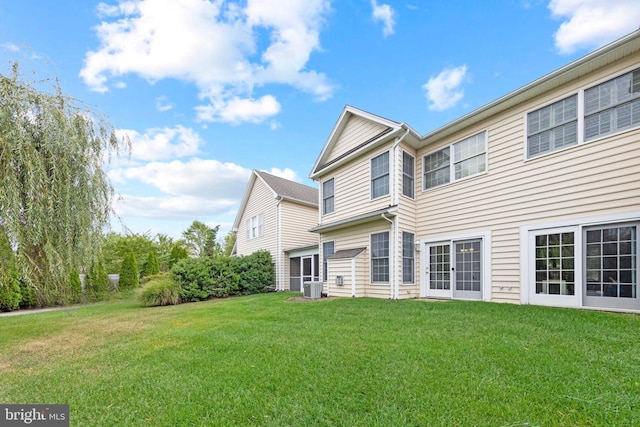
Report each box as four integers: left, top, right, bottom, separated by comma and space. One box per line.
420, 231, 492, 301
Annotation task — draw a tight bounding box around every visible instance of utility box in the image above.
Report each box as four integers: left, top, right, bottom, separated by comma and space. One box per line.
303, 281, 323, 299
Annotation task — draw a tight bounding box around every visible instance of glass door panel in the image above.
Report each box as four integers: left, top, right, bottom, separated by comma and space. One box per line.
583, 225, 638, 310
425, 243, 450, 298
453, 239, 482, 300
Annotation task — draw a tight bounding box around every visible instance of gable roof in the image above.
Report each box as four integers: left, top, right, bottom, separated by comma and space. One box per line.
310, 29, 640, 180
232, 170, 318, 231
254, 170, 318, 206
309, 105, 421, 179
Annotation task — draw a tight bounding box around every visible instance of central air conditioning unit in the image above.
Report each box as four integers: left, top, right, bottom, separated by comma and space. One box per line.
303, 281, 323, 298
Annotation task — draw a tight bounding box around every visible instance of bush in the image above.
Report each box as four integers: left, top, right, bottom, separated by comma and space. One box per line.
139, 278, 180, 306
119, 250, 139, 291
168, 245, 189, 269
85, 260, 109, 302
169, 251, 274, 302
170, 257, 216, 302
237, 250, 274, 294
68, 270, 82, 304
141, 251, 160, 277
0, 230, 22, 311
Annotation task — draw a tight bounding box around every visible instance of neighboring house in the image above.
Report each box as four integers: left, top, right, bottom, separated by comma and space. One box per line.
233, 170, 319, 291
309, 30, 640, 312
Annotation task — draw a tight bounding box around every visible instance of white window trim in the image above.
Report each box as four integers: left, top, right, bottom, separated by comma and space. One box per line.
402, 150, 415, 200
422, 130, 488, 191
370, 230, 390, 284
520, 210, 640, 311
418, 230, 492, 301
246, 213, 264, 240
524, 64, 640, 162
402, 231, 415, 284
322, 240, 335, 283
370, 150, 390, 201
322, 177, 335, 216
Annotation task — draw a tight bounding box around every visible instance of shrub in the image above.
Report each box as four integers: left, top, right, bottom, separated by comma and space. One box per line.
119, 250, 139, 291
168, 245, 189, 269
139, 278, 181, 306
85, 260, 109, 302
170, 257, 216, 302
237, 250, 274, 294
0, 231, 22, 311
68, 270, 82, 304
141, 251, 160, 277
169, 251, 274, 302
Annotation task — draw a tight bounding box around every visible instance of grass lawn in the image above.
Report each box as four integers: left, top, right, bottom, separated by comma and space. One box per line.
1, 293, 639, 426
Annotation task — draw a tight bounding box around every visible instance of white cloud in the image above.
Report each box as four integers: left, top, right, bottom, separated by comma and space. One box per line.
115, 125, 203, 161
113, 194, 238, 220
371, 0, 395, 37
155, 96, 173, 112
80, 0, 334, 123
549, 0, 640, 54
1, 43, 20, 52
266, 167, 301, 182
422, 65, 468, 112
195, 95, 281, 124
117, 158, 252, 199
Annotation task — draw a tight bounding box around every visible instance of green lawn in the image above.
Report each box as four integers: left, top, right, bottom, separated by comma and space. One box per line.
1, 293, 639, 426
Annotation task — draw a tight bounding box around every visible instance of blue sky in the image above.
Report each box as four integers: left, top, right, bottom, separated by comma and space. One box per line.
1, 0, 638, 239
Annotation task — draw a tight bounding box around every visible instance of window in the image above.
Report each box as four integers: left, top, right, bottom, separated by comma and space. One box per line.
535, 232, 575, 295
402, 232, 414, 283
527, 95, 577, 157
245, 213, 263, 240
371, 152, 389, 199
371, 232, 389, 283
322, 241, 334, 282
585, 225, 637, 298
585, 68, 640, 141
423, 131, 486, 190
402, 152, 415, 198
322, 178, 334, 215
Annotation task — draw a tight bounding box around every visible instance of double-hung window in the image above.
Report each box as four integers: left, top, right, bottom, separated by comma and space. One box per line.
527, 95, 578, 157
371, 232, 390, 283
584, 68, 640, 141
402, 232, 415, 283
245, 213, 263, 240
402, 151, 415, 198
322, 178, 334, 215
322, 241, 334, 282
371, 152, 390, 199
526, 67, 640, 159
423, 131, 486, 190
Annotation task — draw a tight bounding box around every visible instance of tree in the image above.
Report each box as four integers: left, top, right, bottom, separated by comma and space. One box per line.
119, 250, 139, 290
85, 259, 109, 302
0, 228, 21, 311
141, 250, 159, 277
182, 221, 220, 258
0, 64, 121, 307
222, 230, 237, 256
168, 244, 189, 269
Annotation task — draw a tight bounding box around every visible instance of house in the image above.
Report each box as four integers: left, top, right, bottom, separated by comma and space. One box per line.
309, 29, 640, 312
233, 170, 319, 291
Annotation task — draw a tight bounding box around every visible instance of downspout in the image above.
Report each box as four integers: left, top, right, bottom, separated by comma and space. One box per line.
381, 213, 394, 299
276, 196, 283, 291
387, 127, 411, 300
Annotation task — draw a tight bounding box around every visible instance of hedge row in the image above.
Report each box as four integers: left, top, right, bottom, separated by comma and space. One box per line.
169, 251, 274, 303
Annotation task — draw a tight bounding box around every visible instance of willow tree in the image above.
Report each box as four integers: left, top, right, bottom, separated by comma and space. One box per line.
0, 64, 121, 307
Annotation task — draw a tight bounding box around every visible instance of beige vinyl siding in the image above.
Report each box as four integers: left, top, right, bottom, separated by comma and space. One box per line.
321, 220, 392, 298
280, 202, 318, 250
396, 143, 419, 299
323, 144, 393, 224
415, 57, 640, 303
235, 178, 278, 267
325, 115, 389, 165
327, 258, 352, 297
